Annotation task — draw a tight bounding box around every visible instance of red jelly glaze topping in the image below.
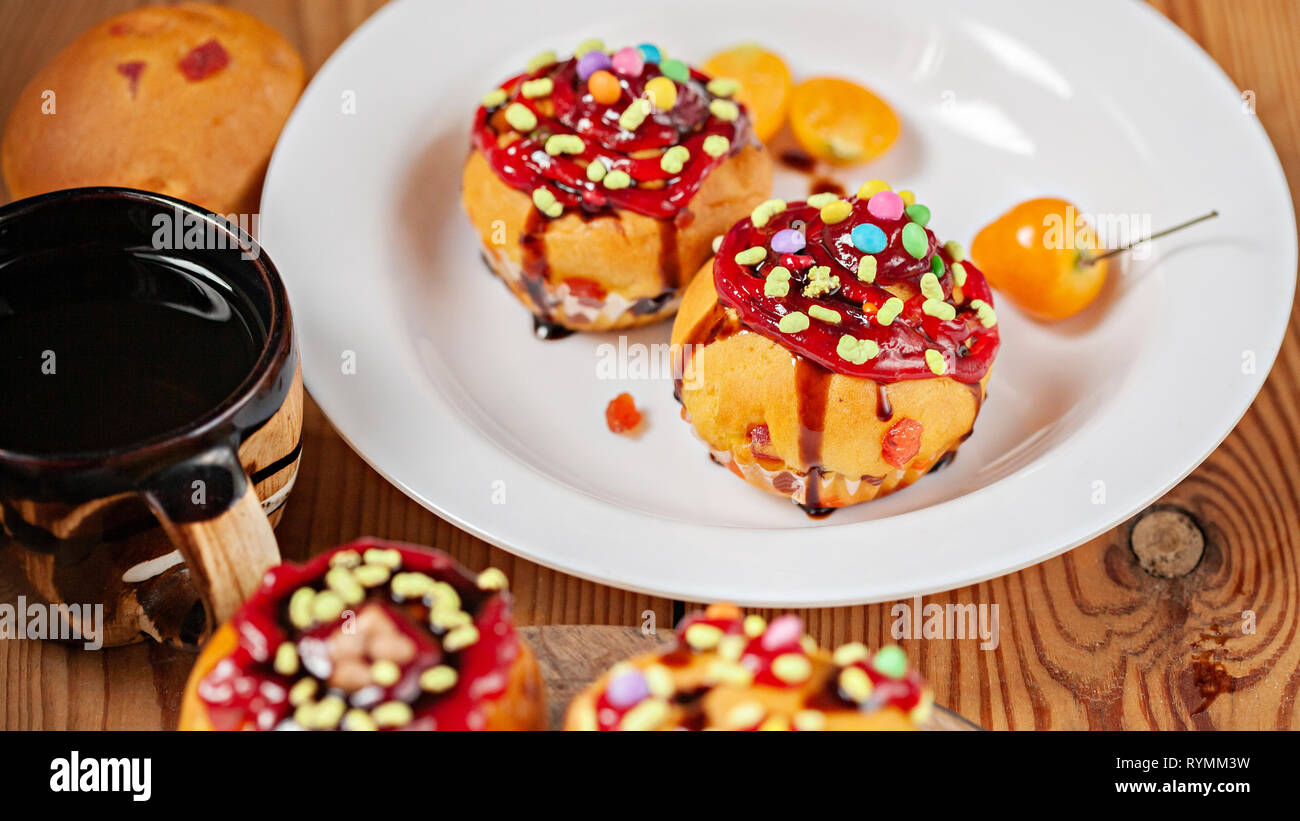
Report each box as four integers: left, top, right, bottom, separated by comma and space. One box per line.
714, 197, 1000, 383
116, 61, 145, 96
178, 39, 230, 82
197, 539, 521, 731
605, 392, 642, 433
473, 55, 752, 220
882, 417, 923, 469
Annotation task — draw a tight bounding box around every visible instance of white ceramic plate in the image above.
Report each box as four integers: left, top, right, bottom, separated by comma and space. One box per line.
261, 0, 1295, 606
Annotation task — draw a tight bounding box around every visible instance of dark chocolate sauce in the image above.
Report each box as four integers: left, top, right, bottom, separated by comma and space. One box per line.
778, 148, 817, 173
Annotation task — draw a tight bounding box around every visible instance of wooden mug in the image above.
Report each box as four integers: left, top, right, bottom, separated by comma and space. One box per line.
0, 188, 302, 647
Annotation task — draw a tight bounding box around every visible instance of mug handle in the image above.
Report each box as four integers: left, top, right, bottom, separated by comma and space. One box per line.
141, 441, 281, 635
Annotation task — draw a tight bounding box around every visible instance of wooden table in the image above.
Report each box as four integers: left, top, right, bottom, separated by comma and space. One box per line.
1, 0, 1298, 730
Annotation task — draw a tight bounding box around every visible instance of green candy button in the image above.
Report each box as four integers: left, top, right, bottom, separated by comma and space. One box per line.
901, 222, 929, 259
873, 645, 908, 679
905, 203, 931, 226
659, 58, 690, 83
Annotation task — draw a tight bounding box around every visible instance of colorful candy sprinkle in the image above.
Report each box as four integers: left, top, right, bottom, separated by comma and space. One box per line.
577, 49, 612, 81
924, 349, 947, 375
851, 223, 887, 254
930, 254, 945, 276
866, 190, 904, 221
606, 669, 651, 708
922, 299, 956, 320
734, 246, 767, 265
585, 160, 607, 182
857, 255, 877, 282
805, 192, 839, 209
611, 47, 644, 78
659, 58, 690, 83
764, 266, 791, 297
644, 76, 677, 110
872, 645, 909, 679
637, 43, 662, 64
702, 135, 730, 157
839, 666, 873, 703
906, 203, 931, 226
588, 70, 621, 104
778, 312, 809, 333
481, 88, 506, 107
618, 98, 651, 130
951, 261, 968, 287
919, 272, 944, 301
837, 335, 879, 365
602, 169, 632, 189
709, 99, 740, 122
803, 265, 839, 297
706, 77, 740, 97
532, 188, 562, 218
899, 190, 916, 206
521, 77, 554, 98
857, 179, 891, 199
901, 221, 929, 258
876, 296, 904, 326
544, 134, 584, 155
504, 103, 537, 132
750, 198, 786, 228
820, 199, 852, 224
575, 37, 605, 57
969, 298, 997, 327
771, 228, 805, 254
761, 614, 804, 651
944, 240, 966, 262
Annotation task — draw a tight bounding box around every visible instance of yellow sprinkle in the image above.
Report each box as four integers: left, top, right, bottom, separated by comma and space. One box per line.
820, 199, 852, 224
839, 666, 873, 703
371, 659, 401, 687
325, 567, 364, 605
778, 311, 810, 333
702, 135, 730, 158
772, 653, 813, 684
836, 335, 879, 365
899, 189, 916, 206
876, 296, 904, 326
708, 660, 755, 687
419, 665, 459, 693
969, 298, 997, 328
644, 665, 675, 698
925, 348, 947, 375
711, 234, 724, 253
526, 50, 557, 72
481, 88, 507, 108
759, 715, 791, 731
808, 305, 841, 324
353, 563, 390, 587
800, 635, 817, 654
951, 261, 968, 286
858, 256, 877, 283
310, 590, 344, 623
391, 571, 435, 599
919, 272, 944, 301
857, 179, 891, 199
944, 240, 966, 263
708, 99, 740, 121
706, 77, 740, 97
476, 567, 508, 591
618, 698, 670, 731
764, 266, 791, 297
544, 134, 584, 155
803, 265, 839, 297
329, 549, 361, 569
750, 198, 786, 228
806, 192, 838, 209
660, 145, 690, 174
273, 642, 299, 676
793, 709, 827, 731
310, 696, 346, 730
288, 587, 316, 629
585, 160, 607, 182
684, 622, 723, 651
371, 701, 414, 729
618, 98, 651, 131
725, 701, 766, 729
521, 77, 554, 99
909, 690, 935, 725
363, 548, 402, 569
430, 582, 462, 613
575, 37, 605, 56
833, 642, 870, 666
717, 635, 747, 662
430, 608, 472, 631
602, 169, 632, 190
443, 624, 480, 652
342, 709, 377, 731
288, 678, 317, 707
734, 246, 767, 265
743, 615, 767, 637
923, 299, 957, 321
504, 102, 537, 132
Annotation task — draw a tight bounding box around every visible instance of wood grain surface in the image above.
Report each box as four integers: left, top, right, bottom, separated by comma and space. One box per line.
1, 0, 1298, 730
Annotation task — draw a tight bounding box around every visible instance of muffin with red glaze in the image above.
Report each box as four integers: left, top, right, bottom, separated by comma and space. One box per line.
565, 604, 932, 730
670, 181, 1000, 514
462, 39, 772, 337
178, 540, 544, 731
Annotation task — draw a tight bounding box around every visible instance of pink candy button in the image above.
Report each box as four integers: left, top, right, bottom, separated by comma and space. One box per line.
867, 190, 905, 222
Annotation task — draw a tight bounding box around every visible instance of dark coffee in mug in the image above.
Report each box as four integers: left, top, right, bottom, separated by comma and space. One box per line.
0, 246, 263, 454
